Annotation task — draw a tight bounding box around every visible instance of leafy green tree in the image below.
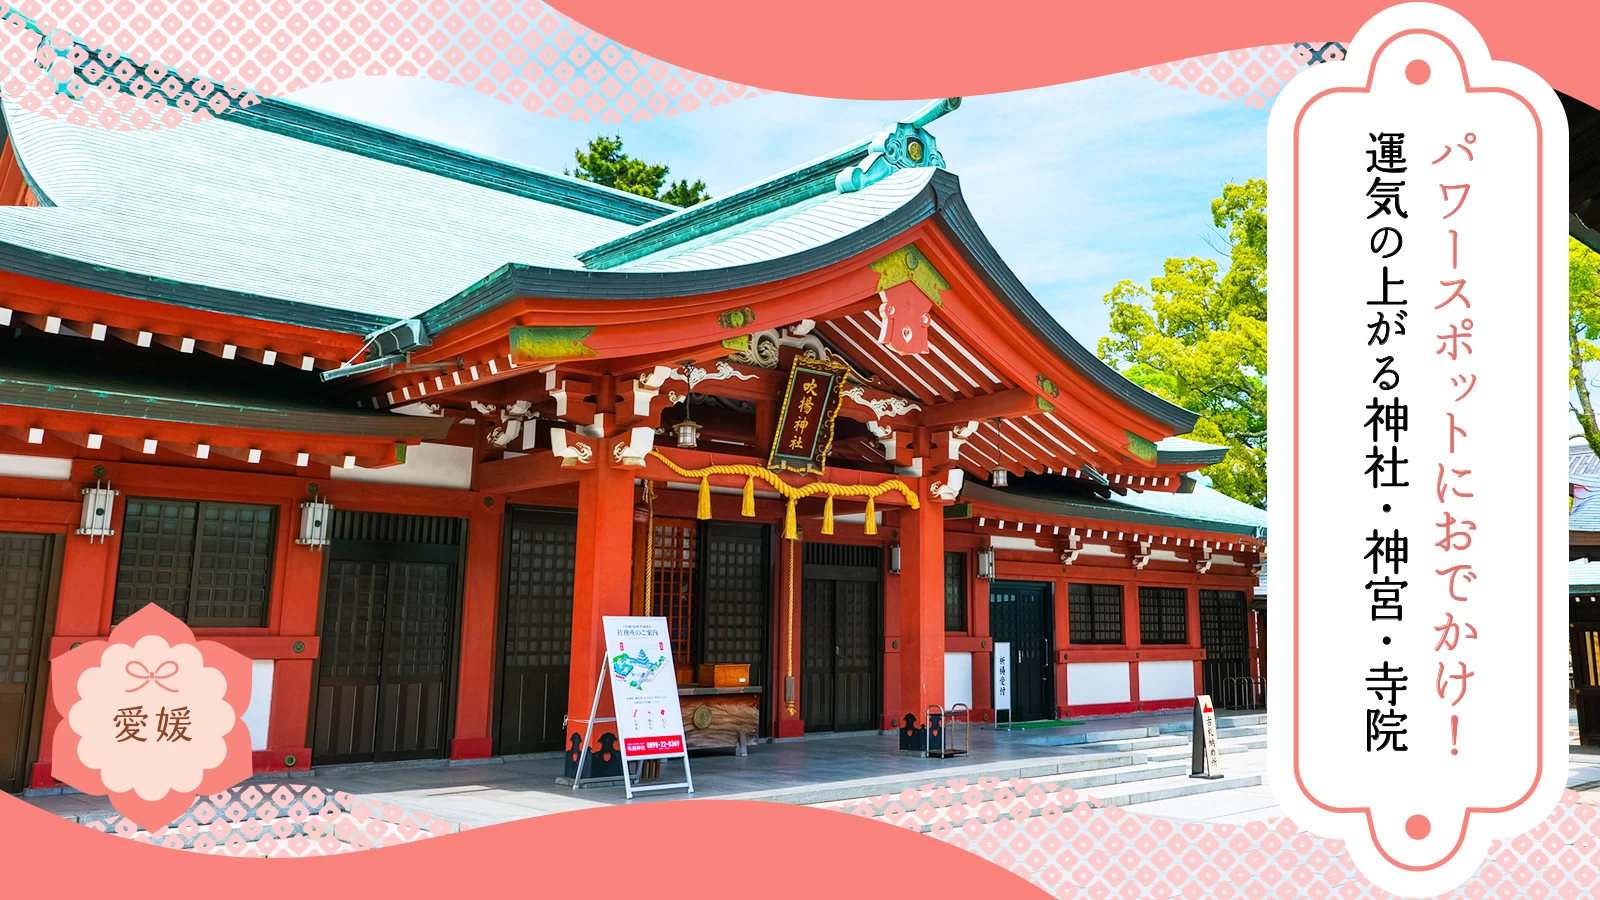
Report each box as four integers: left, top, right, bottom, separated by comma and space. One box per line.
1097, 179, 1267, 507
1569, 237, 1600, 456
660, 177, 711, 208
567, 135, 709, 208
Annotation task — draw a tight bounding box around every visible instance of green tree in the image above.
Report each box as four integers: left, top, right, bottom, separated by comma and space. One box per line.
567, 135, 710, 208
1570, 236, 1600, 456
1097, 179, 1268, 507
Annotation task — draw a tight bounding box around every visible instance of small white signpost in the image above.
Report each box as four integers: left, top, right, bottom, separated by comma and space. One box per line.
571, 616, 693, 799
1190, 694, 1223, 780
993, 641, 1012, 730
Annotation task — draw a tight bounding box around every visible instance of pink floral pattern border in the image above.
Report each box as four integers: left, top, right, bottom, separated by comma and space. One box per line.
833, 779, 1598, 899
1, 0, 765, 130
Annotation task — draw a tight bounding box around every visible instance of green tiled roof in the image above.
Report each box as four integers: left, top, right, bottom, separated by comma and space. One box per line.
1154, 436, 1229, 467
0, 358, 452, 439
0, 89, 1204, 433
1571, 559, 1600, 592
964, 481, 1267, 537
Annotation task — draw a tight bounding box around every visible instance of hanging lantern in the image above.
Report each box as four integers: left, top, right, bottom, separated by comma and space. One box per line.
888, 542, 902, 575
990, 467, 1009, 488
675, 416, 702, 449
296, 485, 334, 551
976, 546, 996, 580
77, 470, 118, 542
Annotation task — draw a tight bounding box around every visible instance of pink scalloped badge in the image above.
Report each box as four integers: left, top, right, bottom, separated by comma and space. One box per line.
50, 604, 254, 832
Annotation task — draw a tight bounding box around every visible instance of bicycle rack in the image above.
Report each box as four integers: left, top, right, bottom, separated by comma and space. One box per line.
924, 703, 971, 759
1221, 676, 1268, 710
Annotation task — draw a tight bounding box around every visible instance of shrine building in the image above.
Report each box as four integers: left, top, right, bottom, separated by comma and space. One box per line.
0, 84, 1266, 791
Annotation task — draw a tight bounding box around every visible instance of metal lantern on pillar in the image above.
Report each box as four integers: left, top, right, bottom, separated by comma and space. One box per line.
990, 467, 1009, 488
76, 467, 118, 542
296, 484, 334, 551
888, 542, 902, 575
976, 545, 996, 579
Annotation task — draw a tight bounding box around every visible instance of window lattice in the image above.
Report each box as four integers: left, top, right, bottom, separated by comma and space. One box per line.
1139, 586, 1188, 645
114, 499, 275, 627
1068, 583, 1125, 645
944, 551, 967, 632
651, 519, 698, 664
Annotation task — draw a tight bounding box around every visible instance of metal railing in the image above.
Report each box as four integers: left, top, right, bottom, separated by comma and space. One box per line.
1220, 676, 1268, 710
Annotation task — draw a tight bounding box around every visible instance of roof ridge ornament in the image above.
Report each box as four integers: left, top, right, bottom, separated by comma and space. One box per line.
836, 98, 961, 194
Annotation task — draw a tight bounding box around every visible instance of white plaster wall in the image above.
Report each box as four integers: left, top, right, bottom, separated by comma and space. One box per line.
329, 441, 473, 490
1066, 662, 1130, 705
1138, 660, 1196, 701
944, 652, 973, 707
241, 660, 273, 752
0, 453, 72, 480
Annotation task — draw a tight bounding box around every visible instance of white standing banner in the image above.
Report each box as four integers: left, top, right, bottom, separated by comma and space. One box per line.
573, 616, 693, 798
1266, 4, 1566, 895
993, 641, 1012, 726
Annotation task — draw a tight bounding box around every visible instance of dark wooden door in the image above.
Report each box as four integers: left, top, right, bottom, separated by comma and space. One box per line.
990, 580, 1053, 721
800, 579, 837, 731
313, 512, 461, 765
0, 533, 51, 793
496, 509, 576, 755
1573, 594, 1600, 747
697, 523, 770, 734
1200, 589, 1249, 701
800, 544, 881, 733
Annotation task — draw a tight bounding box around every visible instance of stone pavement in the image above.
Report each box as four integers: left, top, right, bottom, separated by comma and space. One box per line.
24, 710, 1264, 827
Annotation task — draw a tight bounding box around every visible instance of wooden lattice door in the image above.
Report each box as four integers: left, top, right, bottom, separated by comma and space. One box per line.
313, 512, 461, 765
0, 533, 51, 793
1200, 589, 1249, 702
496, 509, 576, 755
800, 543, 881, 733
697, 523, 769, 734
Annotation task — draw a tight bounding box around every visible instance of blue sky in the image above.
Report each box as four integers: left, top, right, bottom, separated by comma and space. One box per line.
297, 73, 1267, 352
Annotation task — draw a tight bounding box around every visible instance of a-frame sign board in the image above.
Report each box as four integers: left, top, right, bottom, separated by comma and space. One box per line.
571, 616, 694, 799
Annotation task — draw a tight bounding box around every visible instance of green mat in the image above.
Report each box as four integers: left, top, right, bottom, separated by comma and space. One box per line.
1000, 719, 1085, 730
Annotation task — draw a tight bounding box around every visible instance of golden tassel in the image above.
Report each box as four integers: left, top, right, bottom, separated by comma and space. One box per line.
821, 494, 835, 535
784, 496, 799, 541
863, 495, 877, 535
697, 476, 712, 520
742, 476, 756, 517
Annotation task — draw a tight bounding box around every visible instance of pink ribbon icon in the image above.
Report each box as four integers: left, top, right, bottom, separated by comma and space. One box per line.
124, 659, 180, 693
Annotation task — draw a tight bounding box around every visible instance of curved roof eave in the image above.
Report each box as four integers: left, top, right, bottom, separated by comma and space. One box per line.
418, 171, 1200, 433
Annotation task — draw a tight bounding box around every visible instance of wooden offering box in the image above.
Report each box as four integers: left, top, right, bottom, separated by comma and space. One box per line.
698, 663, 751, 688
679, 686, 761, 751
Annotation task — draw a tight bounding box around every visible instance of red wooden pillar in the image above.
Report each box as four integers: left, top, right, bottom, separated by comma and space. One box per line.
1187, 586, 1204, 700
257, 531, 321, 774
774, 538, 804, 738
1126, 579, 1143, 710
896, 490, 944, 748
969, 556, 993, 721
563, 460, 636, 780
452, 496, 504, 759
31, 531, 112, 788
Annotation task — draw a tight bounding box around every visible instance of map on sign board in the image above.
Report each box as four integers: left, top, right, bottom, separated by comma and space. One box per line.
602, 617, 688, 760
1266, 4, 1567, 896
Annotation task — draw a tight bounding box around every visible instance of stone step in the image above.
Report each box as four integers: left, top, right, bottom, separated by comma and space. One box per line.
824, 770, 1265, 831
1049, 725, 1266, 754
1146, 739, 1267, 763
1031, 716, 1266, 748
721, 749, 1158, 807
